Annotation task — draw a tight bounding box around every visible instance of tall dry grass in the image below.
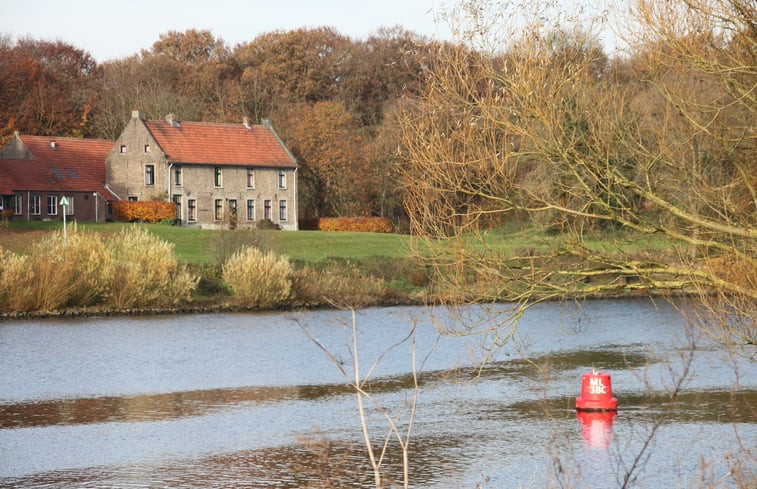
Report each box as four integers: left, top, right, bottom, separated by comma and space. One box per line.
292, 264, 385, 308
0, 231, 110, 312
222, 246, 294, 308
103, 227, 198, 309
0, 227, 198, 313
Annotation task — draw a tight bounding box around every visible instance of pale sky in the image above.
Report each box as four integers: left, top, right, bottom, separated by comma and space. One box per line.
2, 1, 626, 63
2, 0, 451, 63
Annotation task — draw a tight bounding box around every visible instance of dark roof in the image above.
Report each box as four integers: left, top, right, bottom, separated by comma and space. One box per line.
144, 120, 297, 167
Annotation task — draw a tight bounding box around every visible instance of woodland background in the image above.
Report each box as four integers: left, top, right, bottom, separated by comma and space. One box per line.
1, 25, 628, 225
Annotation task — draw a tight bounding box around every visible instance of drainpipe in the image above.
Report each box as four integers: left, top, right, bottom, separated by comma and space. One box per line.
293, 168, 299, 230
166, 162, 173, 202
26, 191, 30, 221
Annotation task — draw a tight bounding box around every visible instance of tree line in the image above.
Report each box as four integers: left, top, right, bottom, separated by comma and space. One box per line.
0, 26, 433, 223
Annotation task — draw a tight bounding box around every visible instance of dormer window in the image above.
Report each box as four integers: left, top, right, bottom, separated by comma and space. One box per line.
120, 144, 127, 154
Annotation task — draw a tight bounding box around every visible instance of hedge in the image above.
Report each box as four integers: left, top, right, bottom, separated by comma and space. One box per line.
113, 201, 177, 223
300, 217, 393, 233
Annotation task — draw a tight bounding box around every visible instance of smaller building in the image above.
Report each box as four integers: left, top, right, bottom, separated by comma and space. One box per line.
0, 133, 116, 222
106, 111, 299, 230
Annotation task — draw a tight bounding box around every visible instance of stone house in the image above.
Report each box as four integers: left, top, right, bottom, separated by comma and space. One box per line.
0, 133, 116, 222
106, 111, 298, 230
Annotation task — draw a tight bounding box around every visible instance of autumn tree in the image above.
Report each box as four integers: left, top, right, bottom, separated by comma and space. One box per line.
280, 100, 373, 217
0, 37, 101, 140
397, 0, 755, 349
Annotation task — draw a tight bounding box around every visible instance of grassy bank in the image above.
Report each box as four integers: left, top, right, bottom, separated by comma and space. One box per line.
0, 221, 674, 317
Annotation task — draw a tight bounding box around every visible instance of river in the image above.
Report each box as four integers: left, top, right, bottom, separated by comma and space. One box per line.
1, 298, 755, 488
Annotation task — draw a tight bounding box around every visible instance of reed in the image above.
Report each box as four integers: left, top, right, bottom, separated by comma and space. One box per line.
222, 247, 294, 308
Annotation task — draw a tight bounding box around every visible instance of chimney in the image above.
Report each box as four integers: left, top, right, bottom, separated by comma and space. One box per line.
242, 116, 252, 130
165, 113, 180, 127
131, 110, 144, 120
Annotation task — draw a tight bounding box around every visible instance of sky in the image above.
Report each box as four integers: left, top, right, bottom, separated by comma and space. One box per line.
2, 0, 452, 63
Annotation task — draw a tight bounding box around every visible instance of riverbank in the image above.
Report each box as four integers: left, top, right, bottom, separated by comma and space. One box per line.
0, 221, 684, 320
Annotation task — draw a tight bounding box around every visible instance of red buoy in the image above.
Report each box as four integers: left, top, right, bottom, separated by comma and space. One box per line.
576, 371, 618, 411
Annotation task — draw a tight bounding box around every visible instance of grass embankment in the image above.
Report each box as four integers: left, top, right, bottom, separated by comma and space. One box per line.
0, 221, 425, 315
0, 221, 672, 316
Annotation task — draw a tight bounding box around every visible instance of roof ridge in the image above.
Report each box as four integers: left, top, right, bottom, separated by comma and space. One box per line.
146, 120, 267, 128
20, 134, 114, 144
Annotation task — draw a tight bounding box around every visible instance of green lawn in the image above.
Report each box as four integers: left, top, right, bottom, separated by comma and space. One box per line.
1, 220, 670, 266
1, 221, 413, 264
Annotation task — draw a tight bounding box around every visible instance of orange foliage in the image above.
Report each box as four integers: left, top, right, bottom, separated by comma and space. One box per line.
303, 217, 393, 233
113, 201, 177, 223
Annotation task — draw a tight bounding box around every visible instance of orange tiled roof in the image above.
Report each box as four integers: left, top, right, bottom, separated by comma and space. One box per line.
144, 120, 297, 168
0, 135, 117, 199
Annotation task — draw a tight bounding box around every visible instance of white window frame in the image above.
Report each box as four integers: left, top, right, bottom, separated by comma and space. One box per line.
187, 199, 197, 222
63, 195, 74, 215
214, 167, 223, 187
278, 169, 286, 189
246, 199, 255, 221
174, 165, 182, 186
30, 195, 41, 215
13, 195, 22, 215
246, 168, 255, 188
279, 199, 287, 221
214, 199, 223, 221
47, 195, 58, 216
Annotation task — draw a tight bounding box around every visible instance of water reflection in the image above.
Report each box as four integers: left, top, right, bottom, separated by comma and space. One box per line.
577, 411, 616, 448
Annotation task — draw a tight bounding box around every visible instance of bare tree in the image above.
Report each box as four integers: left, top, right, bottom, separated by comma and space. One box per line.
396, 0, 755, 350
300, 309, 429, 488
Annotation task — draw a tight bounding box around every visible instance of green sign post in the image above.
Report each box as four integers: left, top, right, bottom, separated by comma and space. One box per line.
60, 196, 69, 243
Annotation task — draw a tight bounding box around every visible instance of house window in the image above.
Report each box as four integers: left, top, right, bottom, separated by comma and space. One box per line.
279, 200, 287, 221
264, 199, 271, 220
0, 196, 3, 212
172, 194, 181, 221
47, 195, 58, 216
246, 199, 255, 221
144, 144, 150, 153
214, 167, 223, 187
120, 144, 127, 154
174, 165, 182, 186
128, 196, 138, 202
63, 196, 74, 215
246, 168, 255, 188
214, 199, 223, 221
187, 199, 196, 222
145, 164, 155, 185
13, 195, 22, 215
30, 195, 41, 215
278, 169, 286, 189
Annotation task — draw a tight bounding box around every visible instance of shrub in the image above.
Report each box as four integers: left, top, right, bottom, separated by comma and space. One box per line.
301, 217, 393, 233
113, 201, 177, 223
103, 227, 198, 309
222, 247, 294, 308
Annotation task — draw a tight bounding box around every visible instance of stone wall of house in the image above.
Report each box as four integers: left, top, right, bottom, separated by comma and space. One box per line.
171, 165, 297, 230
105, 112, 166, 202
